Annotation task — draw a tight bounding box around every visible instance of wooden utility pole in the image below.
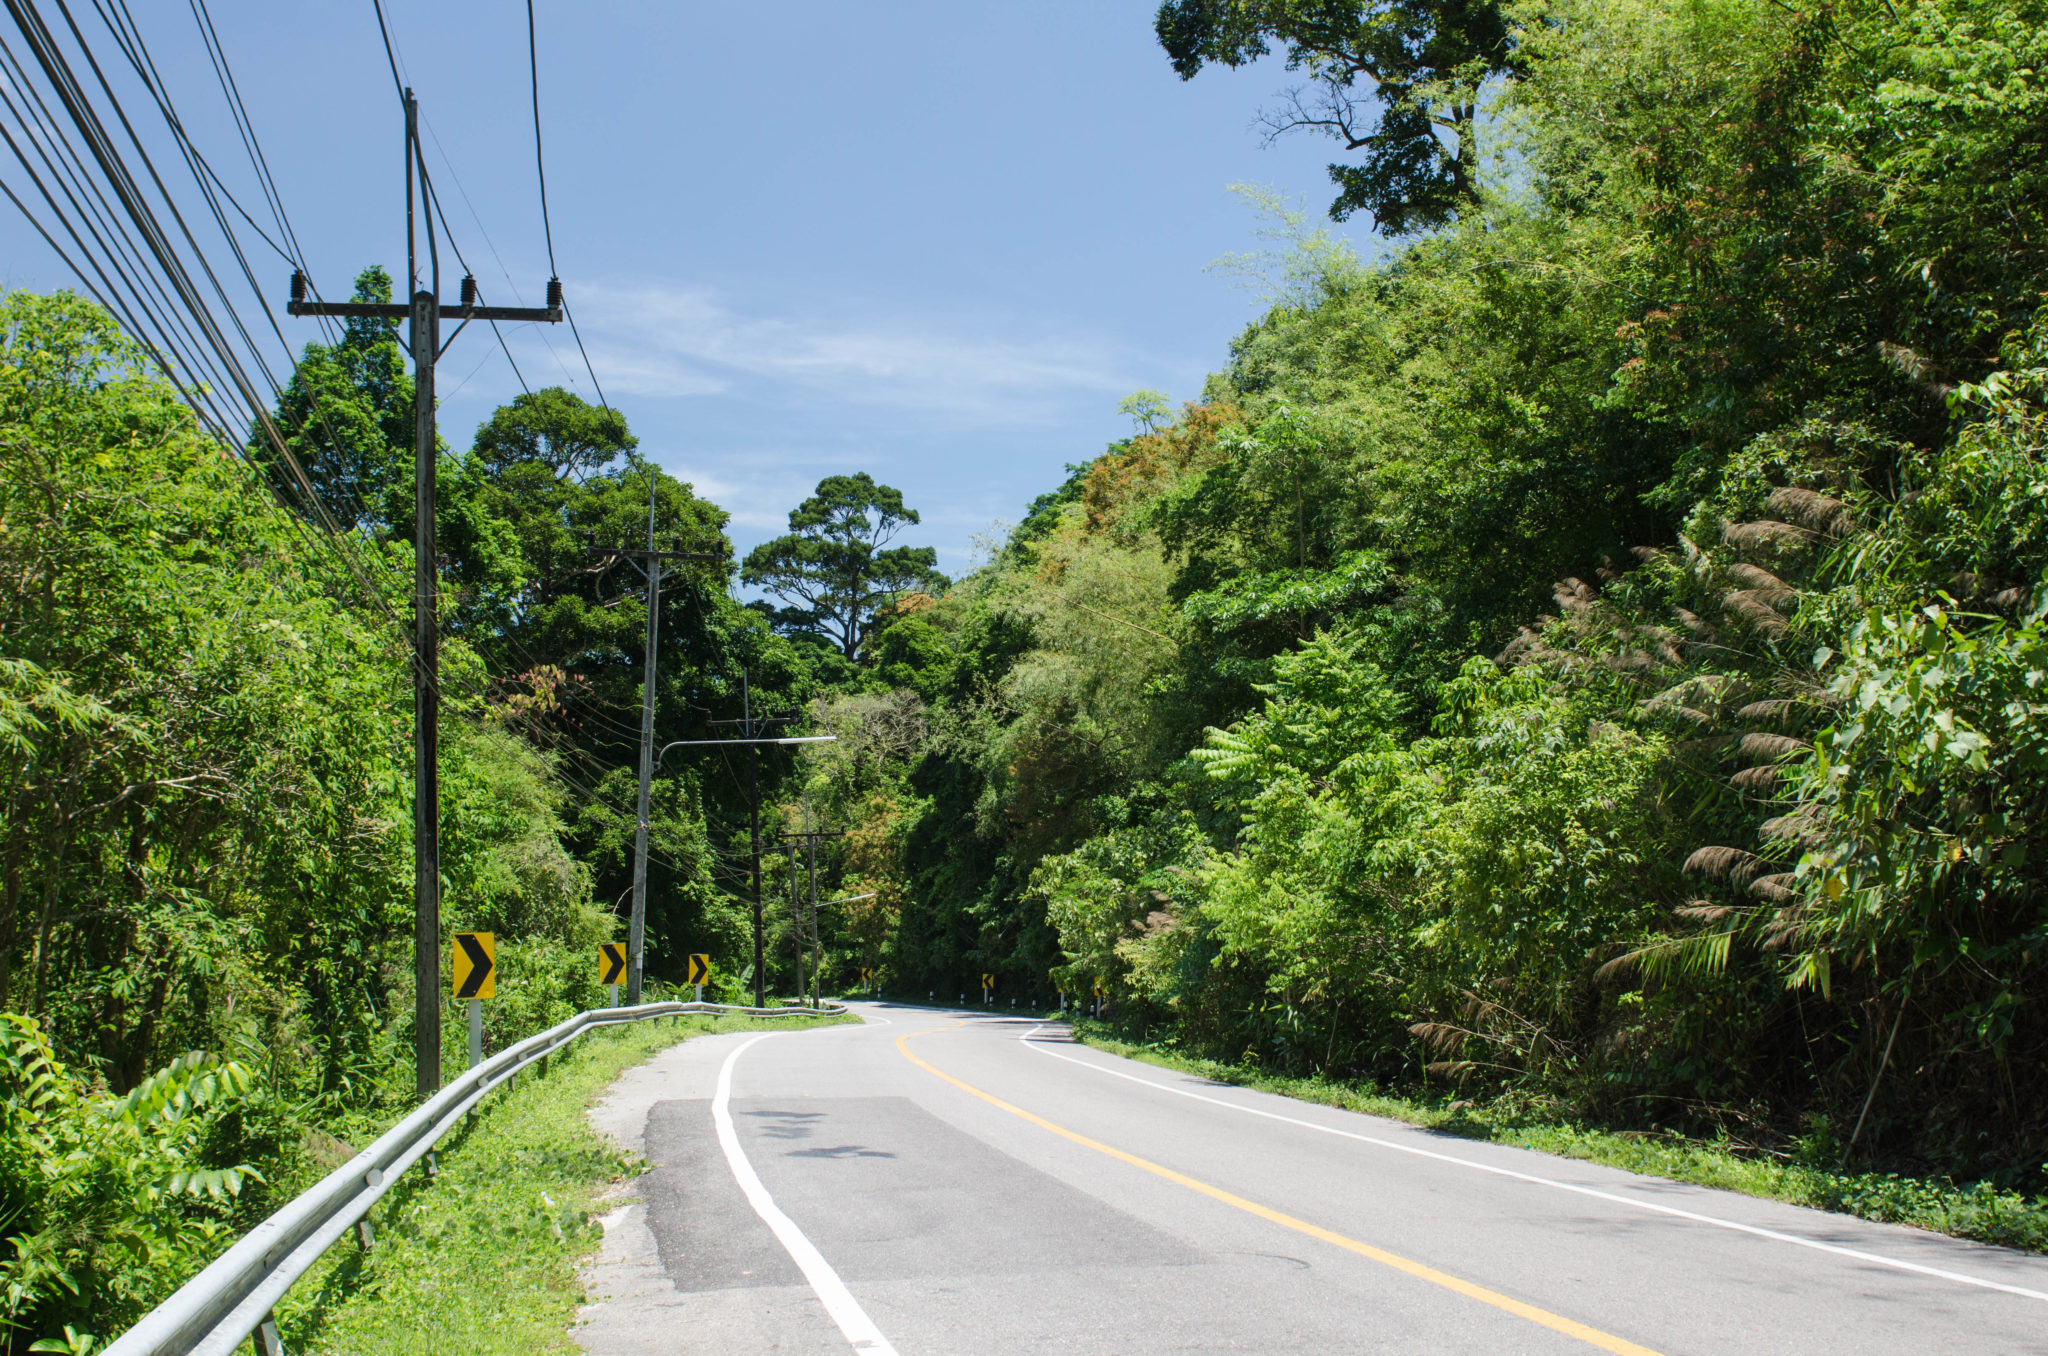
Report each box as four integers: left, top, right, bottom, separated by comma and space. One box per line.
593, 517, 718, 1006
709, 673, 794, 1009
287, 89, 562, 1099
775, 812, 843, 1009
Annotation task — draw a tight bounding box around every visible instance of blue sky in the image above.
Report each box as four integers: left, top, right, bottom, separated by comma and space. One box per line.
0, 2, 1373, 575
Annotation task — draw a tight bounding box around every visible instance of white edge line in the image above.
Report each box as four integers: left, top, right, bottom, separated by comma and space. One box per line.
1019, 1026, 2048, 1306
714, 1033, 900, 1355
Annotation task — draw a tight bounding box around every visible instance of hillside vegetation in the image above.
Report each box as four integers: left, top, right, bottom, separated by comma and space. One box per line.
8, 0, 2048, 1347
799, 0, 2048, 1191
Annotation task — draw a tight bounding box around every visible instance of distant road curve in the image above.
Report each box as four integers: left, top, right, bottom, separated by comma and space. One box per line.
576, 1004, 2048, 1354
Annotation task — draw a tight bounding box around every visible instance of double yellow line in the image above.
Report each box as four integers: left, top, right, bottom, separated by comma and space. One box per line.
896, 1025, 1662, 1356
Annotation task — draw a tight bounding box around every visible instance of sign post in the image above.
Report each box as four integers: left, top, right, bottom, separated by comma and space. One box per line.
599, 942, 626, 1008
453, 932, 494, 1068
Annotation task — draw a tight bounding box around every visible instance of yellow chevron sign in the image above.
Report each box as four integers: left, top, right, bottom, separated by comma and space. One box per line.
598, 942, 626, 986
453, 932, 494, 1000
687, 953, 711, 986
981, 973, 994, 989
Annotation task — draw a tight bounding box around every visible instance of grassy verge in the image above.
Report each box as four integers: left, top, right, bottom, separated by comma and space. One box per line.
276, 1011, 852, 1355
1070, 1023, 2048, 1254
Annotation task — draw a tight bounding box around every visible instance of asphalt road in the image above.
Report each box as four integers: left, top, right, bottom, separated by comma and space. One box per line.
574, 1003, 2048, 1354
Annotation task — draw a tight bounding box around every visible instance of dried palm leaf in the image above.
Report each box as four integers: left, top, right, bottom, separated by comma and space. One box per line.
1726, 562, 1796, 601
1603, 652, 1660, 676
1594, 950, 1641, 983
1760, 916, 1808, 950
1684, 845, 1761, 880
1724, 520, 1817, 551
1555, 577, 1599, 613
1731, 764, 1780, 790
1724, 590, 1791, 633
1737, 732, 1809, 762
1759, 813, 1828, 851
1675, 901, 1736, 922
1407, 1021, 1471, 1054
1749, 873, 1799, 902
1876, 340, 1933, 380
1767, 486, 1856, 536
1735, 698, 1800, 722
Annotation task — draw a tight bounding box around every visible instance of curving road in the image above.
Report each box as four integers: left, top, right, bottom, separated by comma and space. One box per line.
575, 1004, 2048, 1354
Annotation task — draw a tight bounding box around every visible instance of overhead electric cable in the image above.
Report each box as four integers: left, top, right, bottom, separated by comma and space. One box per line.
187, 0, 306, 270
0, 0, 722, 889
521, 0, 608, 411
525, 0, 553, 275
0, 3, 417, 654
368, 0, 404, 104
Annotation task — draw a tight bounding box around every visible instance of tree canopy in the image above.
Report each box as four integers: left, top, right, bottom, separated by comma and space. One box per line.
742, 473, 947, 660
1154, 0, 1511, 231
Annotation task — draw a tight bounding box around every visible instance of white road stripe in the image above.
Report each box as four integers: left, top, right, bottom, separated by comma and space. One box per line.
1019, 1027, 2048, 1306
714, 1033, 900, 1355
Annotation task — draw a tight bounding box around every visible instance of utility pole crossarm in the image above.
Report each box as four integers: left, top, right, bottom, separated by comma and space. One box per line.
286, 300, 563, 323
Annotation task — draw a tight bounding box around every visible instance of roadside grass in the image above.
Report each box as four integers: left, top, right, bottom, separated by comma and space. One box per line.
1069, 1023, 2048, 1255
276, 1012, 853, 1355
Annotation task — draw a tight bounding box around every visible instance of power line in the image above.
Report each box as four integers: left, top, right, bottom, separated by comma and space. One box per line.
521, 0, 607, 412
368, 0, 404, 104
0, 0, 748, 966
525, 0, 553, 276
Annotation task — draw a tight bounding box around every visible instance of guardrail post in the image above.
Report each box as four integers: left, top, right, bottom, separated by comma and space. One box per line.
356, 1218, 375, 1250
252, 1311, 282, 1355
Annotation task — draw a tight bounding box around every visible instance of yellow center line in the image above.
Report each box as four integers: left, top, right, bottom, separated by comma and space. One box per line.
896, 1024, 1663, 1356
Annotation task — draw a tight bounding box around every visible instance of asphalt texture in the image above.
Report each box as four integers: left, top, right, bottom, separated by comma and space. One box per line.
574, 1003, 2048, 1354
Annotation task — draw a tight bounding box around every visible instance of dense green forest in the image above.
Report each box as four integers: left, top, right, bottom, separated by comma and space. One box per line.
8, 0, 2048, 1346
806, 0, 2048, 1192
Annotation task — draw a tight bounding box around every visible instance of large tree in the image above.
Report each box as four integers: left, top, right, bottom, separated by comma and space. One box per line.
1155, 0, 1511, 233
742, 474, 945, 660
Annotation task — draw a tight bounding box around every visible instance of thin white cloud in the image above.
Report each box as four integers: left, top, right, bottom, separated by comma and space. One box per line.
538, 282, 1139, 421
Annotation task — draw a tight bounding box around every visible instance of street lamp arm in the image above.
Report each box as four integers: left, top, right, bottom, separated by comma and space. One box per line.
653, 735, 836, 771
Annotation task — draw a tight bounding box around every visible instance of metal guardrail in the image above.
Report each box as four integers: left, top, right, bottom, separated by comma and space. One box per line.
106, 999, 847, 1356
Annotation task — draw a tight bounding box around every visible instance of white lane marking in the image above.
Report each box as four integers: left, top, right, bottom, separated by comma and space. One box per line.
1019, 1027, 2048, 1305
714, 1034, 900, 1354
